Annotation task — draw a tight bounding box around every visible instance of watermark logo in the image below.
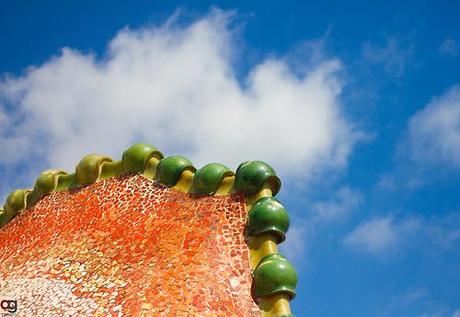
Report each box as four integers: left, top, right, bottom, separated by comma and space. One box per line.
0, 300, 17, 314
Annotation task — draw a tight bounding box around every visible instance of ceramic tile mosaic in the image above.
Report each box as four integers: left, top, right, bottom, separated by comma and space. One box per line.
0, 174, 259, 316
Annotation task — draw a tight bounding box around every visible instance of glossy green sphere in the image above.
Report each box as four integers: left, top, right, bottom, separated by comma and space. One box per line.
76, 154, 112, 185
253, 253, 297, 299
194, 163, 234, 195
234, 161, 281, 196
122, 143, 163, 173
156, 155, 196, 187
247, 197, 289, 243
34, 170, 66, 196
3, 189, 29, 221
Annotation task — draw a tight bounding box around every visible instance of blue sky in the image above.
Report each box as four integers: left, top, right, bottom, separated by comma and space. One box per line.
1, 1, 459, 316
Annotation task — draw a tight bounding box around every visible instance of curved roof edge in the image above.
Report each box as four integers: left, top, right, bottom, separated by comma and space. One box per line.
0, 143, 281, 227
0, 142, 297, 316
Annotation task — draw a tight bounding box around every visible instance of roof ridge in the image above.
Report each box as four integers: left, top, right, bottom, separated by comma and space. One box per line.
0, 143, 281, 227
0, 142, 297, 317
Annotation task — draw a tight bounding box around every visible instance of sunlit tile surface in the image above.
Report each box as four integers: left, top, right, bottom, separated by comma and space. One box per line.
0, 174, 259, 316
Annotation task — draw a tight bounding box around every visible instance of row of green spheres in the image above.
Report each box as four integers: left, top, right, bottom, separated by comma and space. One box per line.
155, 155, 283, 196
247, 197, 297, 302
121, 144, 282, 196
235, 161, 297, 302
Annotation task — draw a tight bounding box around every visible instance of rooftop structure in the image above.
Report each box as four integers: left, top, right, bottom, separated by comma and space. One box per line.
0, 143, 297, 316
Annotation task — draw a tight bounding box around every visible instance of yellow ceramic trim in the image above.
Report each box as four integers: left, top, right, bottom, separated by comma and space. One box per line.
259, 295, 292, 316
169, 171, 236, 196
214, 175, 236, 195
245, 183, 293, 317
172, 170, 195, 193
142, 157, 161, 179
247, 235, 278, 269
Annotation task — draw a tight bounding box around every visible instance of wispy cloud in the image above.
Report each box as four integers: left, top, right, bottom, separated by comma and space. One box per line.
362, 37, 414, 78
0, 9, 360, 192
401, 288, 429, 305
279, 218, 311, 269
416, 309, 455, 317
381, 285, 460, 317
280, 186, 362, 266
438, 38, 459, 57
407, 85, 460, 168
311, 186, 362, 221
343, 216, 420, 255
343, 210, 460, 257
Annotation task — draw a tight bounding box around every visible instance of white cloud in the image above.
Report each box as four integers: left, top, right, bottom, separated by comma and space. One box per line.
423, 212, 460, 249
438, 38, 459, 56
343, 216, 419, 255
408, 86, 460, 168
417, 309, 459, 317
362, 37, 414, 77
0, 9, 358, 184
343, 210, 460, 256
280, 187, 362, 267
279, 219, 311, 268
401, 288, 429, 305
311, 186, 362, 220
344, 217, 397, 253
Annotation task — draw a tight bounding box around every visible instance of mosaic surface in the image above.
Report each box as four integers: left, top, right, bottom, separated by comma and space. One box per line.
0, 174, 259, 316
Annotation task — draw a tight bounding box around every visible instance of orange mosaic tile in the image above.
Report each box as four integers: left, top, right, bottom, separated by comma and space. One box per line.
0, 174, 259, 316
